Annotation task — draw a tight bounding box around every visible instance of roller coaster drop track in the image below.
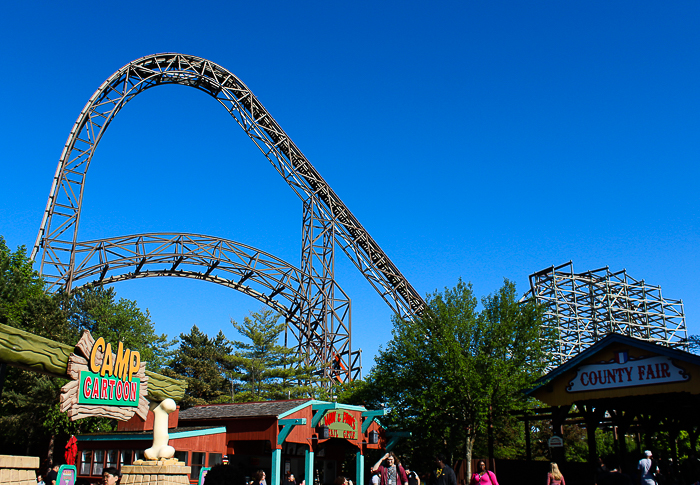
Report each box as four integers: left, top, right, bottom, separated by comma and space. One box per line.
31, 53, 426, 382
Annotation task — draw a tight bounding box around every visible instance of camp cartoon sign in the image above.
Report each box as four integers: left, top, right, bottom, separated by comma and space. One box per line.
323, 410, 359, 440
566, 350, 689, 393
60, 331, 149, 421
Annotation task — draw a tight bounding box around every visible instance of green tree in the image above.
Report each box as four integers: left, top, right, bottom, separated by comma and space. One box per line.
230, 308, 319, 401
164, 325, 235, 408
66, 286, 174, 370
364, 279, 549, 475
0, 236, 175, 458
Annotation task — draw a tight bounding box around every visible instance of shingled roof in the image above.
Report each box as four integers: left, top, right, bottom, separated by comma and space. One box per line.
178, 399, 312, 421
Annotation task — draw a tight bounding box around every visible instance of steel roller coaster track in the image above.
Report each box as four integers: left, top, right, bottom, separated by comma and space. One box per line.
31, 53, 426, 382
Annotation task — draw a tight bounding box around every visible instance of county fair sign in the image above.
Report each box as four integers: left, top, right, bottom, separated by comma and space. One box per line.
566, 351, 689, 393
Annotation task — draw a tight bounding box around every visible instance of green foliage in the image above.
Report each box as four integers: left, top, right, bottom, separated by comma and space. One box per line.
65, 286, 174, 370
0, 236, 175, 457
230, 308, 320, 401
364, 279, 549, 472
164, 325, 236, 408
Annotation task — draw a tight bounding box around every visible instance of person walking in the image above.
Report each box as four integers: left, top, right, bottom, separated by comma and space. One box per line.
469, 460, 498, 485
371, 453, 408, 485
429, 454, 457, 485
638, 451, 659, 485
546, 462, 565, 485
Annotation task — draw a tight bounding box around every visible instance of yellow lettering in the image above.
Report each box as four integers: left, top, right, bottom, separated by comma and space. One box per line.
100, 342, 113, 377
114, 342, 131, 381
89, 337, 105, 373
129, 351, 141, 381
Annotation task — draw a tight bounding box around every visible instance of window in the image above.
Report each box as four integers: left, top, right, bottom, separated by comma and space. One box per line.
208, 453, 222, 466
174, 451, 188, 465
92, 450, 104, 476
134, 450, 146, 462
80, 450, 92, 475
106, 450, 119, 469
121, 450, 134, 466
191, 452, 206, 480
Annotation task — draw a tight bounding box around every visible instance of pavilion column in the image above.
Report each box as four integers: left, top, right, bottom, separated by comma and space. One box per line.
356, 451, 364, 485
272, 448, 282, 485
551, 405, 570, 463
578, 403, 603, 468
613, 410, 631, 474
524, 417, 531, 462
305, 449, 315, 485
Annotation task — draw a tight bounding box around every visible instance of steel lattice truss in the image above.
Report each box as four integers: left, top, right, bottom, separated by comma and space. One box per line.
526, 261, 688, 368
31, 53, 425, 382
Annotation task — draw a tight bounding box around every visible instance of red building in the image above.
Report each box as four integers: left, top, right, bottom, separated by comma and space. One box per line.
77, 400, 390, 485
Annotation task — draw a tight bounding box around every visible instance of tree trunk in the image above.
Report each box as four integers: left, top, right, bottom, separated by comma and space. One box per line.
465, 435, 475, 480
47, 434, 55, 465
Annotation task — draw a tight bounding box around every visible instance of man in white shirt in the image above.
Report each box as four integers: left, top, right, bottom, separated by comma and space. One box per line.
638, 450, 658, 485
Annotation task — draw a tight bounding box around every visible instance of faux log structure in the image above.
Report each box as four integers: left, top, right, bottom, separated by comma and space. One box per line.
0, 323, 186, 402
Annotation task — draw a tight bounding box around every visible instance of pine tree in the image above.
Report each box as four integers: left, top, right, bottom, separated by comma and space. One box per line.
164, 325, 236, 408
230, 308, 319, 401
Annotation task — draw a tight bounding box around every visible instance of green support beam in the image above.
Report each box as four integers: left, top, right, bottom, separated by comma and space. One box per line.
361, 409, 387, 433
385, 432, 412, 452
278, 418, 306, 445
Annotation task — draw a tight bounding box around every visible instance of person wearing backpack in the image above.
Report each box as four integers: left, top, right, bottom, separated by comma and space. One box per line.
469, 460, 498, 485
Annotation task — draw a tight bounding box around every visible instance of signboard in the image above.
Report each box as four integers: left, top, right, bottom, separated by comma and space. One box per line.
57, 465, 77, 485
199, 467, 211, 485
567, 351, 689, 393
323, 410, 359, 440
548, 436, 564, 448
60, 331, 149, 421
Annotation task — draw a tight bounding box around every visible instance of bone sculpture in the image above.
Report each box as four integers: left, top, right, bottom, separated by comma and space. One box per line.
144, 399, 176, 460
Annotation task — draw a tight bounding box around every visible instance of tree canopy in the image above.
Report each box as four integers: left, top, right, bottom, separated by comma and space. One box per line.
359, 279, 549, 474
164, 325, 235, 408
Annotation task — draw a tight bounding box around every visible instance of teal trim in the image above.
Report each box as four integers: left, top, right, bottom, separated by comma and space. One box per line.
305, 450, 314, 485
278, 400, 316, 419
78, 426, 226, 442
171, 427, 227, 439
278, 418, 306, 445
361, 410, 387, 433
310, 403, 336, 427
272, 449, 282, 485
356, 451, 364, 485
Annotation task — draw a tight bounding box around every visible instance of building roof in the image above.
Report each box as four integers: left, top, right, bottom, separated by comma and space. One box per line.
529, 333, 700, 393
178, 399, 312, 421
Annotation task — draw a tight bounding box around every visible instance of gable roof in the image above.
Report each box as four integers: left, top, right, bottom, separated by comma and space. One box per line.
178, 399, 312, 421
528, 333, 700, 396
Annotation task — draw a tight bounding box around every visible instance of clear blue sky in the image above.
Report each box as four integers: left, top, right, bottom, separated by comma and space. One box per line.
1, 1, 698, 374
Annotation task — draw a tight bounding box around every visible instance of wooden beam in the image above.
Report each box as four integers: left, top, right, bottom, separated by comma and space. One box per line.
0, 323, 186, 402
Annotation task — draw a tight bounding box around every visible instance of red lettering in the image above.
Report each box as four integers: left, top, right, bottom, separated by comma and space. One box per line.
92, 378, 100, 398
581, 372, 589, 386
655, 363, 661, 378
660, 363, 671, 378
624, 367, 633, 381
123, 381, 130, 401
589, 371, 598, 385
83, 377, 92, 399
646, 364, 655, 379
598, 370, 607, 385
108, 379, 116, 400
130, 382, 137, 402
606, 369, 616, 383
101, 379, 108, 399
116, 381, 123, 400
638, 365, 645, 380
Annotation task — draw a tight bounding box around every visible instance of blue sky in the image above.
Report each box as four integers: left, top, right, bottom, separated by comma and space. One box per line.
1, 1, 698, 374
